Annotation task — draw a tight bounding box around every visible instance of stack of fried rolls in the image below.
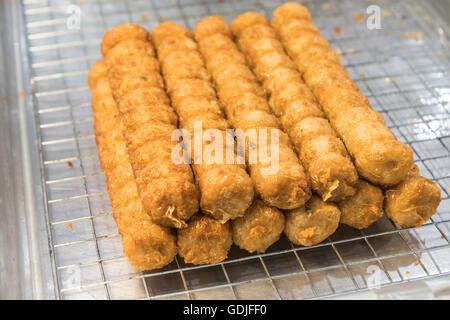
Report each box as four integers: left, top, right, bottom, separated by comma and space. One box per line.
101, 24, 199, 229
88, 60, 177, 270
151, 22, 254, 224
272, 3, 414, 187
271, 2, 440, 227
90, 4, 442, 270
231, 13, 385, 233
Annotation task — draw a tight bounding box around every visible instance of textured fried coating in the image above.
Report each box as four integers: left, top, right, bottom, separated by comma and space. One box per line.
338, 179, 384, 229
284, 195, 341, 246
232, 200, 285, 253
101, 23, 149, 56
194, 16, 310, 209
385, 165, 441, 228
88, 61, 177, 270
177, 215, 232, 265
151, 22, 254, 223
272, 3, 414, 186
232, 13, 358, 202
103, 24, 199, 228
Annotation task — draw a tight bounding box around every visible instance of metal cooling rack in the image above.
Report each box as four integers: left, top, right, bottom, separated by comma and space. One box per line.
19, 0, 450, 299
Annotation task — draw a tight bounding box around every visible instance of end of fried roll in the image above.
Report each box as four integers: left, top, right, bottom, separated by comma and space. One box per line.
284, 195, 340, 246
338, 179, 384, 230
151, 21, 193, 48
101, 23, 149, 56
199, 165, 255, 223
232, 200, 285, 253
272, 2, 312, 30
230, 12, 270, 38
385, 165, 441, 228
355, 139, 414, 186
178, 215, 232, 265
193, 16, 231, 42
122, 222, 178, 270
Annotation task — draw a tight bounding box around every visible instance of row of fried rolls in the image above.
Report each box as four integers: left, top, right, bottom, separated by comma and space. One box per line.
150, 22, 254, 224
231, 13, 384, 232
193, 16, 311, 211
271, 3, 440, 227
271, 3, 414, 187
231, 13, 358, 203
88, 60, 177, 270
101, 24, 199, 229
193, 16, 299, 252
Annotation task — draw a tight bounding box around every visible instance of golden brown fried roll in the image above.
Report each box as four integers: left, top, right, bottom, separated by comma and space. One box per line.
177, 215, 232, 265
231, 13, 358, 202
338, 179, 384, 230
101, 23, 149, 56
151, 22, 254, 223
102, 24, 199, 229
385, 165, 441, 228
272, 3, 414, 186
232, 200, 285, 253
88, 61, 177, 271
194, 16, 310, 209
284, 195, 341, 246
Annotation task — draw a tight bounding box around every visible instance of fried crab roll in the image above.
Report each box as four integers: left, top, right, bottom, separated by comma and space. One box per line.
232, 199, 285, 253
88, 60, 177, 270
151, 22, 254, 223
102, 24, 199, 228
231, 13, 358, 202
385, 165, 441, 228
194, 16, 310, 209
284, 195, 341, 246
177, 215, 232, 265
338, 179, 384, 230
272, 3, 414, 186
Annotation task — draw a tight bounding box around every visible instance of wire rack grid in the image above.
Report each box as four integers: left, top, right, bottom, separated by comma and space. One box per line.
20, 0, 450, 300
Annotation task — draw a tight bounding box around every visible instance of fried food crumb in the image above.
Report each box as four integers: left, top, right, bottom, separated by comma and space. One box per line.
141, 13, 147, 22
414, 261, 419, 266
18, 91, 24, 99
322, 3, 331, 11
354, 13, 364, 22
404, 32, 412, 39
334, 27, 343, 35
383, 10, 391, 17
67, 161, 74, 168
406, 271, 411, 274
346, 48, 355, 55
423, 238, 426, 245
414, 32, 423, 40
65, 223, 73, 229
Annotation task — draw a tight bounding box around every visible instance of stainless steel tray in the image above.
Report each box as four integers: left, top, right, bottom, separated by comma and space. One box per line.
1, 0, 450, 300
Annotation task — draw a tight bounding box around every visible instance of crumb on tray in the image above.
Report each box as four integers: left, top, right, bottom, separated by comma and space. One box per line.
334, 27, 343, 35
67, 161, 74, 168
65, 223, 73, 229
354, 13, 364, 22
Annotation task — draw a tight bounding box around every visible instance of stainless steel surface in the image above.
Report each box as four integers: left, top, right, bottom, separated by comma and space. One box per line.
2, 0, 450, 299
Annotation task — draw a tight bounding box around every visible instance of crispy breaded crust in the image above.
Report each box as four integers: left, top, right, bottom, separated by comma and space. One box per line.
284, 195, 341, 246
88, 61, 177, 270
272, 3, 414, 186
177, 215, 232, 265
232, 13, 358, 202
232, 200, 285, 253
385, 165, 441, 228
339, 179, 384, 229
